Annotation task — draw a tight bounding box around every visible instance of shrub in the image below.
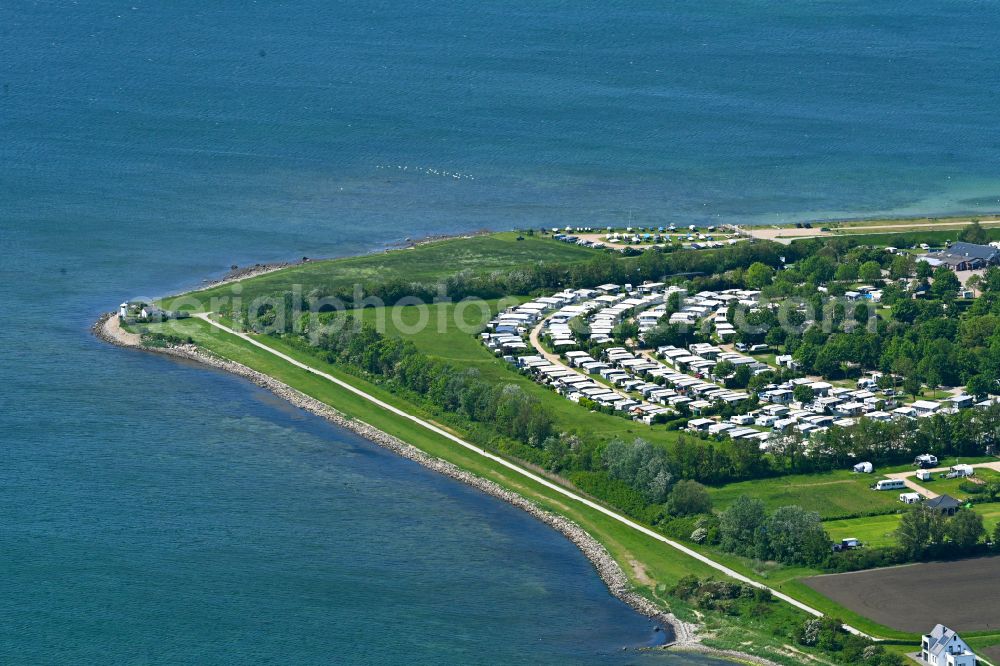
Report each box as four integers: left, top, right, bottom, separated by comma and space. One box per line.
666, 479, 713, 516
658, 515, 698, 540
958, 480, 984, 495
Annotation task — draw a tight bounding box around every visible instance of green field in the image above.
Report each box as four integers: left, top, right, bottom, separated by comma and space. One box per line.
825, 502, 1000, 549
824, 514, 905, 548
162, 232, 599, 310
707, 470, 903, 520
706, 461, 1000, 524
906, 468, 1000, 501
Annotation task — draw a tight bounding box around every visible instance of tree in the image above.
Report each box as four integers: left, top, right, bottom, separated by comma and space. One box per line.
947, 509, 985, 551
916, 260, 933, 280
745, 262, 776, 289
967, 374, 992, 401
729, 364, 752, 389
765, 506, 830, 565
666, 480, 713, 516
793, 384, 815, 405
613, 319, 639, 343
814, 344, 843, 378
713, 359, 736, 379
889, 254, 914, 280
719, 495, 766, 557
858, 261, 882, 283
966, 273, 982, 295
892, 300, 920, 324
931, 266, 961, 301
895, 505, 944, 559
959, 220, 990, 244
642, 322, 693, 349
903, 375, 923, 399
601, 438, 673, 504
834, 262, 859, 282
983, 266, 1000, 292
765, 325, 786, 347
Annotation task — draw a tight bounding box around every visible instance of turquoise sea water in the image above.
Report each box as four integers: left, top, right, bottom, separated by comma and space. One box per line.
3, 1, 1000, 663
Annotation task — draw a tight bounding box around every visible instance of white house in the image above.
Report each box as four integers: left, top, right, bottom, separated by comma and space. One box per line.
141, 304, 163, 320
921, 624, 977, 666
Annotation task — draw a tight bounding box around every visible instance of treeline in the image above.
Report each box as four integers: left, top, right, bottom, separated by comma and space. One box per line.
544, 433, 771, 489
310, 316, 554, 447
551, 403, 1000, 491
671, 404, 1000, 481
894, 504, 990, 559
712, 496, 830, 566
796, 405, 1000, 473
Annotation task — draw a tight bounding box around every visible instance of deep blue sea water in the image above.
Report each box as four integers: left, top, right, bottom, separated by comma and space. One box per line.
3, 1, 1000, 663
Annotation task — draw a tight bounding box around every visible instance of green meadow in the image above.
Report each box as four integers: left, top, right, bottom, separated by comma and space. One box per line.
706, 470, 902, 521
162, 232, 598, 310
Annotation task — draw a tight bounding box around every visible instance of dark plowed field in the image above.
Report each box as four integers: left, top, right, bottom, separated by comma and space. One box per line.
804, 556, 1000, 633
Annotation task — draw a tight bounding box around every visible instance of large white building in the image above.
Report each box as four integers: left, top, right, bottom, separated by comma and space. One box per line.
921, 624, 977, 666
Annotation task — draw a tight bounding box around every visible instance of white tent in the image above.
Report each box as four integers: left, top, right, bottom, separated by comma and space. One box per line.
853, 462, 874, 474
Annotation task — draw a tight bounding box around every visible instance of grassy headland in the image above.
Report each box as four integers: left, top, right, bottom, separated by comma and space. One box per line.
120, 229, 1000, 663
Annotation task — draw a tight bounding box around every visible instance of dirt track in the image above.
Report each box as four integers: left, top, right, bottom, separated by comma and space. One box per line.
804, 556, 1000, 633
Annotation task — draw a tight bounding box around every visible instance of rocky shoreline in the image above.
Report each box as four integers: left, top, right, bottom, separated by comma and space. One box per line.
93, 312, 779, 665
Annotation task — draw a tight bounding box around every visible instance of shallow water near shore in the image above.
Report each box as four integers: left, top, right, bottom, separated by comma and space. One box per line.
4, 0, 1000, 663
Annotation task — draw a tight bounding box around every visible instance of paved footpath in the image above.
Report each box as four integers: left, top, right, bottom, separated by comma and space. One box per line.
194, 312, 873, 638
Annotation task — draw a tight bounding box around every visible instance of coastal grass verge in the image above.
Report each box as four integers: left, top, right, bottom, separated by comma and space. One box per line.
137, 317, 715, 589
128, 306, 944, 650
133, 315, 919, 654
